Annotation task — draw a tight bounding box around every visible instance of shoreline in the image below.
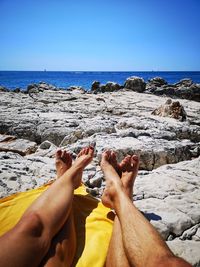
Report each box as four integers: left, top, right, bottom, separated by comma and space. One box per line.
0, 72, 200, 91
0, 75, 199, 102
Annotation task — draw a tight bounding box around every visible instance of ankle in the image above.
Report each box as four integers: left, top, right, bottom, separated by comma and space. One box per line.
124, 188, 133, 199
114, 190, 131, 213
112, 187, 126, 211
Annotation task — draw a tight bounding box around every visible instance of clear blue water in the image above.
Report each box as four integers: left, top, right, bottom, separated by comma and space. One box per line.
0, 71, 200, 90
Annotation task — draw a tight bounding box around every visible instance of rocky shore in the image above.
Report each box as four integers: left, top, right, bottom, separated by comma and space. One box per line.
0, 77, 200, 266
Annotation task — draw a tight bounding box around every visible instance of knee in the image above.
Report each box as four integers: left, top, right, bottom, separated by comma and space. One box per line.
16, 212, 51, 250
19, 212, 44, 237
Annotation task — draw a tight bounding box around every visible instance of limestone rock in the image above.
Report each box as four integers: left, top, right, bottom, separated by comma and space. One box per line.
91, 81, 122, 93
174, 78, 193, 87
67, 86, 86, 94
91, 81, 100, 91
124, 76, 146, 92
0, 136, 37, 156
0, 86, 9, 92
175, 84, 200, 102
146, 78, 200, 102
167, 240, 200, 266
0, 151, 55, 197
0, 134, 16, 143
13, 88, 21, 93
34, 140, 58, 157
0, 83, 200, 265
152, 99, 187, 121
101, 82, 121, 92
148, 77, 168, 86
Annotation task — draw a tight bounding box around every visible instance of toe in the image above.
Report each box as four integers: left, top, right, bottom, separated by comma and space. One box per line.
131, 155, 139, 167
131, 155, 139, 163
61, 150, 65, 159
66, 152, 72, 166
111, 151, 117, 161
110, 151, 118, 167
85, 147, 90, 154
101, 150, 110, 162
78, 148, 85, 157
106, 150, 112, 159
56, 149, 62, 159
120, 157, 129, 171
63, 150, 67, 159
88, 146, 94, 156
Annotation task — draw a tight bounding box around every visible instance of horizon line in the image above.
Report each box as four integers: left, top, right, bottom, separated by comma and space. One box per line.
0, 70, 200, 72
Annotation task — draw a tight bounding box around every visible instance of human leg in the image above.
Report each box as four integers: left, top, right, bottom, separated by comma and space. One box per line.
101, 151, 191, 267
103, 152, 139, 267
0, 146, 94, 267
42, 147, 94, 267
41, 149, 75, 267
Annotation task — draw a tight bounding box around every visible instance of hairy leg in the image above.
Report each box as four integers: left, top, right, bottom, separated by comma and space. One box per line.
0, 146, 94, 267
101, 151, 191, 267
102, 152, 139, 267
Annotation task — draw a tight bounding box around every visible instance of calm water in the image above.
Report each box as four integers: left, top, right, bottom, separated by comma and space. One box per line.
0, 71, 200, 90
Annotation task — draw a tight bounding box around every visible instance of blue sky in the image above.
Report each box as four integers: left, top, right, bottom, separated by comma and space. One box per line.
0, 0, 200, 71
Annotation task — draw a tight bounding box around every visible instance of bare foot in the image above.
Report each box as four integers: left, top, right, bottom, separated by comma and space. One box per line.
55, 149, 72, 178
119, 155, 139, 198
100, 150, 123, 209
72, 146, 94, 188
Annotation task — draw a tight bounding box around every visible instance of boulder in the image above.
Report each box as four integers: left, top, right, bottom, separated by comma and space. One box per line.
148, 77, 168, 86
175, 84, 200, 102
38, 82, 57, 91
146, 78, 200, 102
91, 81, 100, 91
13, 88, 21, 93
103, 82, 121, 92
67, 86, 86, 93
124, 76, 146, 92
174, 78, 193, 87
0, 86, 9, 92
152, 99, 187, 121
91, 81, 121, 93
0, 136, 37, 156
27, 84, 38, 91
27, 82, 57, 95
0, 134, 16, 143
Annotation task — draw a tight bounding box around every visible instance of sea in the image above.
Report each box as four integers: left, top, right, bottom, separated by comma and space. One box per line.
0, 71, 200, 91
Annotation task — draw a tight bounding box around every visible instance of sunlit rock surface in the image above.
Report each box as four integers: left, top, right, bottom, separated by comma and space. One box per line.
0, 88, 200, 266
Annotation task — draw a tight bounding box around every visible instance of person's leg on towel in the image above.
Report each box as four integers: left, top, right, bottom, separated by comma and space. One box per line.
101, 150, 191, 267
41, 149, 76, 267
0, 146, 94, 267
103, 151, 139, 267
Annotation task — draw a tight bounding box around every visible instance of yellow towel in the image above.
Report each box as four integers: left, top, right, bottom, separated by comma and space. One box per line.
0, 183, 114, 267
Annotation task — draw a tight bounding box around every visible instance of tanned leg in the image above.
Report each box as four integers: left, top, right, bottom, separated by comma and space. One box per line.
101, 151, 191, 267
0, 146, 94, 267
42, 147, 93, 267
104, 152, 139, 267
41, 149, 75, 267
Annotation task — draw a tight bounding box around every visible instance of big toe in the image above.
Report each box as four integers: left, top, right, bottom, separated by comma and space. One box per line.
65, 152, 72, 165
88, 146, 94, 156
110, 151, 117, 164
78, 147, 86, 157
101, 150, 111, 163
119, 155, 131, 171
131, 155, 139, 167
